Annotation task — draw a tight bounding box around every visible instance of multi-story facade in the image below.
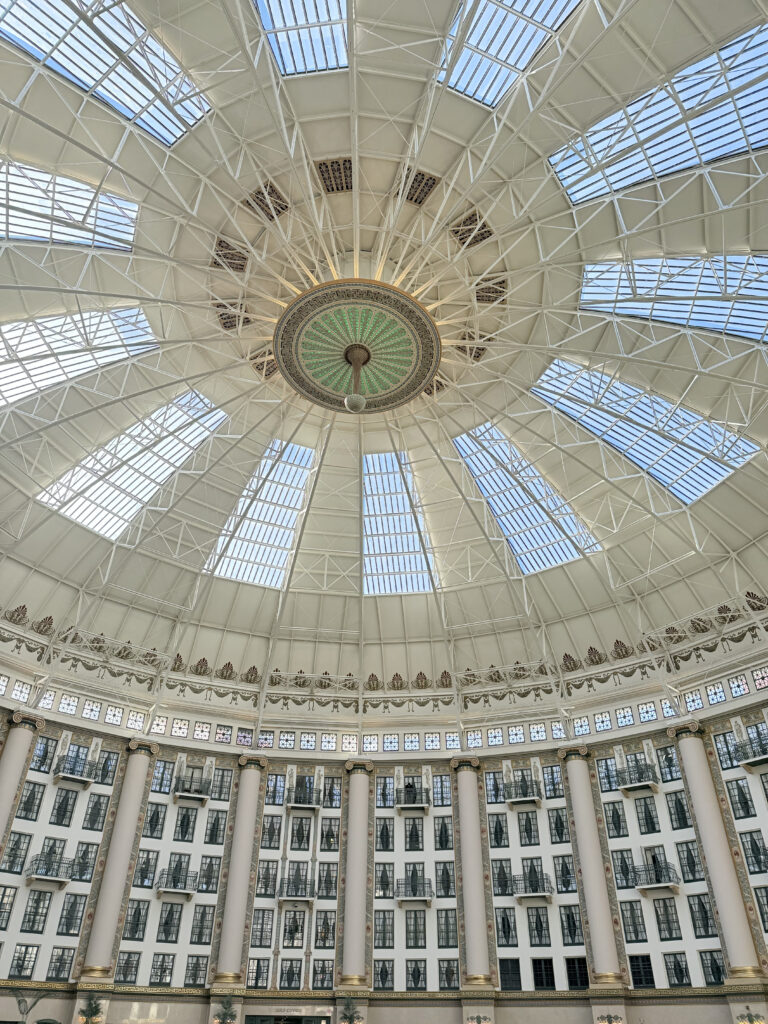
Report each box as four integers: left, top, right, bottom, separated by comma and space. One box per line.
0, 652, 767, 1024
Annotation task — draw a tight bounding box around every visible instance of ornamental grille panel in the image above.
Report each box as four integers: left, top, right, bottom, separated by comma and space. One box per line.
244, 181, 289, 220
215, 302, 254, 331
400, 168, 440, 206
315, 158, 353, 194
212, 238, 248, 273
450, 209, 493, 248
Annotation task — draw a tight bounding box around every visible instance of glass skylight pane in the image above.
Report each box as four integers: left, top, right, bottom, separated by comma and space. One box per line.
0, 308, 156, 406
0, 160, 137, 248
206, 439, 314, 589
0, 0, 210, 144
38, 390, 226, 540
453, 421, 599, 574
581, 257, 768, 344
255, 0, 347, 75
532, 359, 758, 504
550, 24, 768, 202
362, 451, 435, 595
439, 0, 581, 107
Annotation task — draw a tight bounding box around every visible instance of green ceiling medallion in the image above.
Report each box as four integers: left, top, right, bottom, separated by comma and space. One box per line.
273, 279, 442, 412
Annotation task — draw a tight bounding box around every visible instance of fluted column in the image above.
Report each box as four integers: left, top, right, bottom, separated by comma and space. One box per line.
215, 755, 266, 983
82, 739, 157, 977
452, 756, 491, 986
341, 760, 373, 987
0, 712, 43, 844
671, 723, 763, 979
559, 747, 622, 985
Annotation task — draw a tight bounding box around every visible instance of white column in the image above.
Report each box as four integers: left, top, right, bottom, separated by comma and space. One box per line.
0, 712, 43, 844
673, 723, 763, 979
215, 755, 265, 982
341, 760, 373, 986
560, 747, 622, 985
82, 740, 156, 977
452, 756, 491, 986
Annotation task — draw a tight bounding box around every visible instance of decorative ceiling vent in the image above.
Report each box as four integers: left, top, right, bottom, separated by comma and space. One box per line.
476, 277, 507, 304
457, 332, 487, 361
400, 168, 440, 206
315, 157, 353, 194
450, 209, 493, 248
423, 376, 447, 397
212, 238, 248, 273
215, 302, 254, 331
251, 348, 280, 380
244, 181, 289, 220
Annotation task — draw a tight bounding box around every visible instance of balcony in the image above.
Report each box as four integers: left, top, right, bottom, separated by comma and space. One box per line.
504, 780, 541, 807
25, 854, 73, 888
284, 786, 321, 810
172, 774, 210, 805
735, 738, 768, 771
634, 862, 680, 895
278, 878, 315, 902
617, 764, 659, 795
53, 756, 98, 788
155, 868, 198, 900
395, 878, 434, 906
395, 787, 431, 813
513, 872, 553, 902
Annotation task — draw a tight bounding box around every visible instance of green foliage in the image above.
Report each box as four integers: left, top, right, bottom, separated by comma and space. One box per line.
79, 994, 102, 1024
339, 997, 363, 1024
213, 995, 237, 1024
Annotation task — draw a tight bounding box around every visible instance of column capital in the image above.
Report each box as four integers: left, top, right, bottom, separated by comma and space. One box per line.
238, 754, 268, 770
557, 745, 591, 761
127, 738, 159, 755
666, 720, 701, 740
9, 710, 44, 732
450, 755, 480, 772
345, 759, 374, 774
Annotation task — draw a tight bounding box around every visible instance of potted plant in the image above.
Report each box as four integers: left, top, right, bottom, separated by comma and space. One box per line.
79, 995, 102, 1024
213, 995, 237, 1024
338, 997, 363, 1024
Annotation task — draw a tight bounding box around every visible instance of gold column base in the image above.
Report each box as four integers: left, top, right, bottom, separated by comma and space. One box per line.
81, 965, 112, 978
728, 966, 766, 981
464, 974, 492, 986
592, 971, 624, 986
214, 972, 243, 984
339, 974, 368, 987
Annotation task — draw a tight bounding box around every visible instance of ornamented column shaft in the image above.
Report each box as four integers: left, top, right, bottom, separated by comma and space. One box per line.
341, 760, 373, 987
672, 723, 763, 979
0, 712, 43, 843
559, 747, 622, 985
452, 757, 491, 986
82, 739, 157, 977
215, 755, 266, 983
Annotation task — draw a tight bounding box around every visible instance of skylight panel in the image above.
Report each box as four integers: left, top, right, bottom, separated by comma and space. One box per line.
206, 439, 314, 589
453, 421, 600, 574
532, 359, 759, 504
362, 451, 435, 596
38, 391, 226, 540
550, 24, 768, 203
0, 307, 156, 406
0, 161, 137, 248
581, 257, 768, 344
0, 0, 210, 145
255, 0, 347, 76
439, 0, 581, 107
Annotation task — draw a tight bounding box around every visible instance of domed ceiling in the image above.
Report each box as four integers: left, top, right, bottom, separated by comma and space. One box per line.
0, 0, 767, 686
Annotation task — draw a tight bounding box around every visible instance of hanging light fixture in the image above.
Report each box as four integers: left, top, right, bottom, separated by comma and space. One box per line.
343, 343, 370, 413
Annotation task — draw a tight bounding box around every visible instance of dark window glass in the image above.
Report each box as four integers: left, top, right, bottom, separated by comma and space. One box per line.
16, 782, 45, 821
542, 765, 563, 798
314, 910, 335, 948
191, 905, 215, 944
30, 737, 56, 773
654, 897, 682, 940
665, 791, 691, 830
437, 908, 457, 947
664, 952, 690, 987
499, 958, 521, 991
123, 899, 149, 940
700, 950, 726, 986
434, 815, 453, 851
406, 959, 426, 990
143, 802, 166, 839
404, 816, 423, 851
495, 907, 516, 946
604, 800, 628, 838
83, 793, 109, 831
149, 953, 175, 986
47, 946, 74, 981
374, 909, 394, 947
566, 956, 589, 989
157, 901, 183, 942
323, 777, 342, 808
597, 757, 618, 792
688, 893, 717, 938
50, 789, 77, 827
657, 745, 681, 781
211, 768, 232, 801
532, 958, 555, 990
204, 809, 226, 844
621, 900, 647, 942
151, 760, 174, 794
518, 810, 539, 846
676, 840, 704, 882
527, 906, 550, 946
260, 815, 281, 849
290, 816, 311, 851
373, 959, 394, 989
439, 958, 459, 990
727, 778, 756, 819
629, 954, 655, 988
173, 806, 197, 842
1, 831, 31, 873
433, 774, 451, 806
251, 909, 273, 946
559, 904, 583, 945
548, 807, 569, 843
246, 957, 269, 988
319, 817, 340, 851
57, 893, 86, 935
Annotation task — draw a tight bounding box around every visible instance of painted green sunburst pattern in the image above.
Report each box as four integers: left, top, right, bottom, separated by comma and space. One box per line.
273, 280, 442, 413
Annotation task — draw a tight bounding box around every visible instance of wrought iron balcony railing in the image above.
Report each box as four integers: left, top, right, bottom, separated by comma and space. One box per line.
616, 764, 659, 788
634, 862, 680, 888
395, 787, 430, 807
278, 878, 315, 899
173, 774, 211, 797
504, 779, 542, 802
25, 854, 73, 881
54, 756, 98, 780
512, 872, 553, 896
284, 786, 321, 807
734, 738, 768, 763
395, 878, 434, 900
155, 868, 198, 892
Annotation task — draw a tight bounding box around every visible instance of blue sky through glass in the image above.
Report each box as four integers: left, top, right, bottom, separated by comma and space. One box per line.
255, 0, 347, 75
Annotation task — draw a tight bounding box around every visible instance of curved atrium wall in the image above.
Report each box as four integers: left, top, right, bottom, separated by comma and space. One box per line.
0, 642, 766, 1023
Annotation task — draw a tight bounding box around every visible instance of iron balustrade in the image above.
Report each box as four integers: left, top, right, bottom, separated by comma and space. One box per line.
155, 868, 198, 891
395, 878, 434, 900
634, 862, 680, 887
54, 756, 98, 780
512, 872, 553, 895
395, 787, 430, 807
504, 779, 542, 801
616, 764, 659, 787
735, 737, 768, 762
173, 774, 211, 797
25, 854, 73, 880
284, 787, 321, 807
278, 878, 315, 899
